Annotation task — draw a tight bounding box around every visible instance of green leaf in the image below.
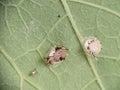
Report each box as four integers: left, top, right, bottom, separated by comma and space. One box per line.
0, 0, 120, 90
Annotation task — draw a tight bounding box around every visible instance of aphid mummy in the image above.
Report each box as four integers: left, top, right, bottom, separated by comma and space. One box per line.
46, 46, 67, 65
84, 37, 102, 56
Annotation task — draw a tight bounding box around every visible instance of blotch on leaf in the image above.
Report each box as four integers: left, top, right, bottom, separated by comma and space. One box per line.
46, 46, 67, 65
84, 37, 102, 56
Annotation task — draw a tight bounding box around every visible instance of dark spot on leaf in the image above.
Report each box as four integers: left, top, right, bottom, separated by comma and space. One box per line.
57, 15, 61, 18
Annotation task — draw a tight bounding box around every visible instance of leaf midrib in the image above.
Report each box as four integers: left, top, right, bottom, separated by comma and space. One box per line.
60, 0, 105, 90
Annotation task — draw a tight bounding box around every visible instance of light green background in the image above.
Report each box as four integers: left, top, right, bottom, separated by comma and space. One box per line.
0, 0, 120, 90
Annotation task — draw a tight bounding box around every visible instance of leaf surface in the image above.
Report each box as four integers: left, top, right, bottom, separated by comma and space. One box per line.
0, 0, 120, 90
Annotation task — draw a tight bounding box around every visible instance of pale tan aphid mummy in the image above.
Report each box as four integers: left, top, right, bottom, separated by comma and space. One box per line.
84, 37, 102, 56
46, 46, 67, 65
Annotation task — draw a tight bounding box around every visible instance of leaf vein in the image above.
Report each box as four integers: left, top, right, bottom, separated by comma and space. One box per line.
0, 48, 23, 90
24, 77, 41, 90
0, 48, 22, 78
19, 6, 47, 31
81, 78, 96, 90
49, 67, 62, 90
16, 7, 29, 31
14, 49, 36, 61
5, 6, 12, 35
70, 0, 120, 19
30, 0, 42, 7
36, 14, 67, 49
20, 78, 23, 90
0, 1, 6, 6
36, 49, 62, 90
0, 48, 42, 90
60, 0, 105, 90
17, 0, 25, 6
97, 55, 119, 61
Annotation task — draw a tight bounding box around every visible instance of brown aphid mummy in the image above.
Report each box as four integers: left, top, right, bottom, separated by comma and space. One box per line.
84, 37, 102, 56
46, 46, 67, 65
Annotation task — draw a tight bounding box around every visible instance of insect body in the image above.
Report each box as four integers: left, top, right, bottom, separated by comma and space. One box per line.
29, 68, 37, 76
